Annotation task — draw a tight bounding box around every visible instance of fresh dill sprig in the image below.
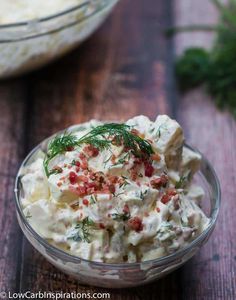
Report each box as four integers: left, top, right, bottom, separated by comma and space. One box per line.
44, 132, 78, 177
78, 123, 154, 157
173, 0, 236, 118
44, 123, 154, 177
68, 217, 94, 243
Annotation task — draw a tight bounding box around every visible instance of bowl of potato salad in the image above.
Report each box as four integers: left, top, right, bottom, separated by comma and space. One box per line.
0, 0, 119, 78
14, 115, 220, 288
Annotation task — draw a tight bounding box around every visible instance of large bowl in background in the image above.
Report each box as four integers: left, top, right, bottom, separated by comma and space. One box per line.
0, 0, 119, 79
14, 130, 220, 288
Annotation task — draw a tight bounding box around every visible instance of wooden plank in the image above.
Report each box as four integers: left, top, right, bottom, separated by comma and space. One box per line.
0, 81, 27, 293
174, 1, 236, 299
17, 0, 180, 298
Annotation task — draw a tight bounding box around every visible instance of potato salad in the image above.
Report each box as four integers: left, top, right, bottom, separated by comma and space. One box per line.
20, 115, 209, 263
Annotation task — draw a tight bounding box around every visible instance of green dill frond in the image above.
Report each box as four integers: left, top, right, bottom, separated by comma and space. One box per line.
111, 212, 130, 221
44, 123, 154, 177
43, 132, 78, 177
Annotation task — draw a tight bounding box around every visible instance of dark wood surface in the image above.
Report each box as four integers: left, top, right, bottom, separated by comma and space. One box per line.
0, 0, 235, 299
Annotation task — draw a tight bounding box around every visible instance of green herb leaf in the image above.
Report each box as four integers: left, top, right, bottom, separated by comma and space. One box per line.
68, 217, 94, 243
44, 123, 154, 177
111, 212, 130, 221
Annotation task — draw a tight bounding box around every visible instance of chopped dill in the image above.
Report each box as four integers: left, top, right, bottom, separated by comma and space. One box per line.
119, 176, 130, 188
111, 211, 130, 221
68, 217, 94, 243
175, 175, 187, 189
90, 195, 97, 204
139, 190, 148, 200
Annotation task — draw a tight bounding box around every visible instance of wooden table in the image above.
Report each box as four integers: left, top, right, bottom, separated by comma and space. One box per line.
0, 0, 235, 299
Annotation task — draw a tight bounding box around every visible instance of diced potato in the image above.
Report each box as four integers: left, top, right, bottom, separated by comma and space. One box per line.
153, 115, 184, 170
141, 247, 166, 261
23, 199, 58, 238
181, 146, 201, 177
21, 158, 49, 204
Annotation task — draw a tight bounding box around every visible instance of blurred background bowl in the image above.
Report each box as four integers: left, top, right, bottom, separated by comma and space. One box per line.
0, 0, 119, 79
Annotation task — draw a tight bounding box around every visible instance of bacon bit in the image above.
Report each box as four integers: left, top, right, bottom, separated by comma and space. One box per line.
74, 160, 81, 167
156, 207, 160, 213
69, 171, 78, 184
167, 188, 177, 196
76, 167, 80, 172
123, 204, 130, 214
144, 162, 154, 177
57, 182, 62, 187
161, 189, 177, 204
77, 175, 88, 183
84, 145, 99, 157
108, 184, 116, 194
151, 175, 168, 189
128, 217, 143, 232
81, 160, 88, 170
109, 176, 119, 184
161, 194, 171, 204
111, 155, 116, 164
53, 166, 63, 173
89, 172, 96, 180
82, 199, 89, 206
87, 182, 97, 189
66, 146, 74, 151
99, 223, 105, 229
79, 153, 86, 160
151, 153, 161, 162
76, 185, 87, 196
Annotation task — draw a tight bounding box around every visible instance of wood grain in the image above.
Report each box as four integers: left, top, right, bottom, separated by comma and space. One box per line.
174, 1, 236, 299
0, 80, 28, 293
0, 0, 235, 299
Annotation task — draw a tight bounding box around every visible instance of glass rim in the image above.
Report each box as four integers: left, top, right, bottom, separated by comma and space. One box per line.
0, 1, 93, 28
14, 132, 221, 269
0, 0, 118, 43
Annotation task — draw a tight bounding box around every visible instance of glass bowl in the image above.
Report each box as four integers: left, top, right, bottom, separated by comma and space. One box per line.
14, 130, 220, 288
0, 0, 119, 79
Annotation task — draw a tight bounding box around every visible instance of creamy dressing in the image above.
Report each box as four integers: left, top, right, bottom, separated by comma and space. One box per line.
20, 115, 209, 263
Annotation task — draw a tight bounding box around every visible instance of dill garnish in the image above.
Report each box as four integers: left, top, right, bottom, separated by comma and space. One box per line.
68, 217, 94, 243
172, 0, 236, 118
44, 123, 154, 177
111, 211, 130, 221
119, 176, 130, 188
175, 175, 187, 189
44, 133, 78, 177
90, 195, 97, 204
